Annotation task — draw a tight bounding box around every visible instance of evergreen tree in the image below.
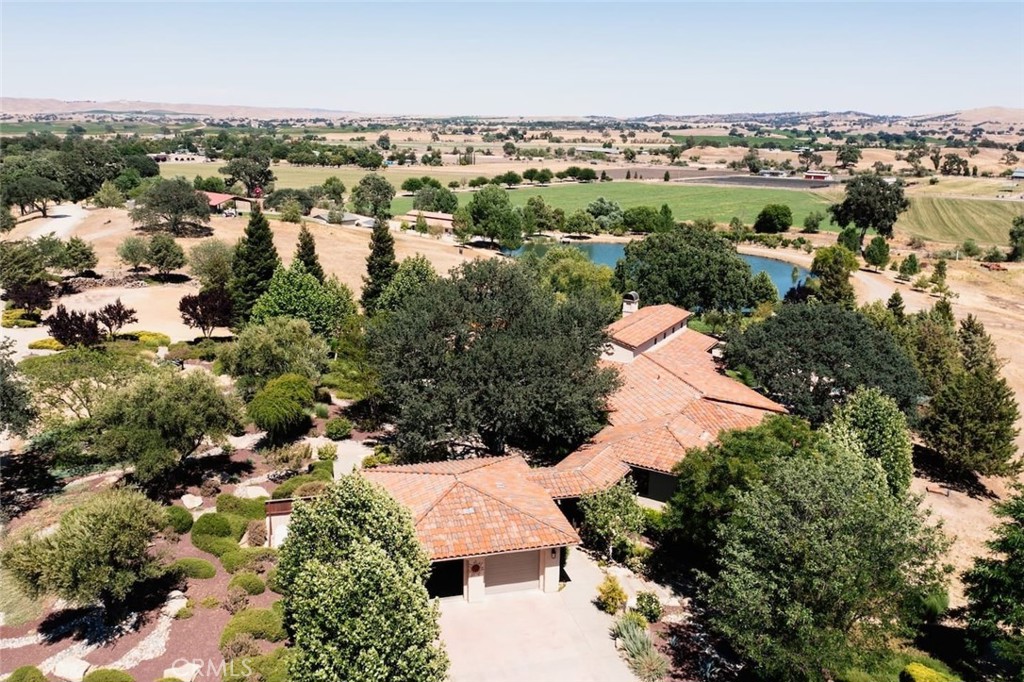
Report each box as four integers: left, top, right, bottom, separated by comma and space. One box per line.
958, 314, 999, 372
294, 224, 325, 283
963, 484, 1024, 675
886, 291, 906, 321
921, 362, 1020, 477
360, 221, 398, 316
230, 205, 280, 324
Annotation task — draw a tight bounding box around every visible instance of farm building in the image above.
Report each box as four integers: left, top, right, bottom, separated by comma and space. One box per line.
398, 210, 454, 235
1012, 168, 1024, 180
264, 298, 785, 599
758, 169, 787, 178
804, 170, 833, 181
308, 210, 376, 228
201, 191, 250, 214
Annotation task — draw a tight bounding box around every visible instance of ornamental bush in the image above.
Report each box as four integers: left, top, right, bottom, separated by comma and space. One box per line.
753, 204, 794, 234
229, 571, 266, 595
82, 671, 135, 682
324, 416, 353, 440
596, 574, 627, 614
164, 505, 194, 534
634, 591, 663, 623
247, 373, 314, 440
216, 494, 267, 520
7, 667, 46, 682
192, 512, 233, 538
899, 662, 957, 682
221, 547, 277, 574
219, 607, 286, 648
171, 558, 216, 579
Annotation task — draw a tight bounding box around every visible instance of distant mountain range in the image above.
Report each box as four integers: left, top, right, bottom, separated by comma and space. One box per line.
1, 98, 1022, 126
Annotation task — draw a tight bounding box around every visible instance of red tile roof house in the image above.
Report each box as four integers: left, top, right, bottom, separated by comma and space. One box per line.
265, 297, 784, 600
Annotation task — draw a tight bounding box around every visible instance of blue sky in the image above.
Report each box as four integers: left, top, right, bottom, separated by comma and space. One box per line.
2, 2, 1022, 117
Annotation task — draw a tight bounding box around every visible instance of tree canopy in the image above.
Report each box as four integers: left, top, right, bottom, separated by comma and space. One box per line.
613, 227, 777, 312
0, 338, 36, 436
725, 304, 923, 424
707, 448, 949, 681
230, 205, 281, 324
351, 173, 396, 221
827, 174, 909, 245
250, 262, 357, 337
376, 255, 438, 314
368, 259, 619, 460
361, 220, 398, 316
219, 154, 275, 197
218, 317, 329, 399
465, 184, 524, 249
129, 177, 211, 236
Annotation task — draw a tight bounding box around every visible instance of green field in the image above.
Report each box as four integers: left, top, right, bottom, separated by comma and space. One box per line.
393, 182, 831, 225
896, 196, 1024, 244
670, 134, 809, 149
0, 120, 200, 136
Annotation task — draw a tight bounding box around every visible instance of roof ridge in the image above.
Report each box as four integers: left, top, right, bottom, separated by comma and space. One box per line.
458, 479, 576, 542
412, 478, 460, 524
643, 352, 708, 398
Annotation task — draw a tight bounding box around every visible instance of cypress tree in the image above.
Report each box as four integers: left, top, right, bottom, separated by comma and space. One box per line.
361, 220, 398, 316
231, 205, 280, 324
295, 224, 325, 283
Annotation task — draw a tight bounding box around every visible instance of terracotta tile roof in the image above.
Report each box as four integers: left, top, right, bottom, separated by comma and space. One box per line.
528, 446, 631, 499
606, 355, 703, 425
201, 191, 244, 207
365, 456, 579, 561
606, 305, 690, 349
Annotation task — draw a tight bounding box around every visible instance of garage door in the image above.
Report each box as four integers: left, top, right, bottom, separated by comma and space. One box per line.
485, 551, 540, 594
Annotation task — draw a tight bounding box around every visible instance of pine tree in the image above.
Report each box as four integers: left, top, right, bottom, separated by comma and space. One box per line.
921, 362, 1020, 477
958, 314, 999, 372
230, 205, 280, 324
294, 224, 325, 283
886, 291, 905, 321
361, 220, 398, 316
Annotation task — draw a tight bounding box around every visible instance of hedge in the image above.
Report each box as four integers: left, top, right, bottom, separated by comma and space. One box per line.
192, 534, 239, 557
8, 667, 46, 682
164, 505, 194, 534
221, 547, 277, 574
220, 607, 286, 648
216, 494, 267, 520
229, 572, 266, 596
82, 671, 135, 682
271, 469, 333, 499
171, 558, 217, 579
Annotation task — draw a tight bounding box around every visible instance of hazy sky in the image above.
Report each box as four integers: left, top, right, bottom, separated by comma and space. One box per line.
3, 2, 1022, 117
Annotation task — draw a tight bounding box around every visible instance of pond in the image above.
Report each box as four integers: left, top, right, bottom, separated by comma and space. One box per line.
509, 240, 809, 298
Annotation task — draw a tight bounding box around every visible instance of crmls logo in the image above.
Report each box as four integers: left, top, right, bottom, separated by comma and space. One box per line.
171, 658, 253, 679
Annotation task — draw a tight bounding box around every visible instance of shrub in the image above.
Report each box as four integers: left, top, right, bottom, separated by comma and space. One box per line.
316, 443, 337, 461
82, 671, 135, 682
191, 533, 238, 557
324, 416, 353, 440
611, 611, 648, 638
27, 337, 65, 351
630, 647, 670, 682
216, 494, 267, 520
266, 567, 283, 594
916, 587, 950, 623
192, 512, 233, 538
171, 558, 216, 579
175, 602, 194, 619
220, 631, 261, 661
264, 442, 311, 470
199, 477, 221, 497
270, 465, 334, 499
199, 595, 220, 609
313, 403, 330, 419
164, 506, 194, 534
221, 547, 277, 574
634, 591, 663, 623
229, 572, 266, 596
2, 309, 39, 328
248, 374, 314, 440
899, 662, 957, 682
293, 481, 330, 497
219, 607, 286, 647
223, 585, 249, 614
596, 574, 627, 614
8, 667, 46, 682
247, 519, 267, 547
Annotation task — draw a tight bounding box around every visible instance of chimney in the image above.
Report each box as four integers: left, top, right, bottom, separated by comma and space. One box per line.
622, 291, 639, 316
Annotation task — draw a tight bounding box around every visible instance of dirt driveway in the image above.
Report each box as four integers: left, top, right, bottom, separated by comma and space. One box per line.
439, 551, 634, 682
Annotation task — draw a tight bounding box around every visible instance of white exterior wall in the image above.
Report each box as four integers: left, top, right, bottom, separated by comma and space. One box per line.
464, 557, 486, 602
602, 323, 691, 364
267, 513, 292, 549
540, 547, 561, 593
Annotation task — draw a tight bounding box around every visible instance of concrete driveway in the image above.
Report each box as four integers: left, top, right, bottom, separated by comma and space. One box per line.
439, 550, 635, 682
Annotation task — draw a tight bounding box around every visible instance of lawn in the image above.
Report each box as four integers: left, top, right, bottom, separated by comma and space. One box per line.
393, 181, 832, 225
896, 196, 1024, 244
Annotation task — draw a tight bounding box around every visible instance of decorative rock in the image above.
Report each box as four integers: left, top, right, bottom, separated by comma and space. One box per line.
53, 657, 91, 682
168, 589, 185, 599
235, 485, 269, 500
162, 597, 189, 617
180, 494, 203, 510
163, 661, 202, 682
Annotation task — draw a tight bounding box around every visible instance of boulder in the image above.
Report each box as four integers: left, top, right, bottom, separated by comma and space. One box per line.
162, 596, 189, 617
235, 485, 269, 500
163, 661, 202, 682
53, 657, 92, 682
180, 494, 203, 510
